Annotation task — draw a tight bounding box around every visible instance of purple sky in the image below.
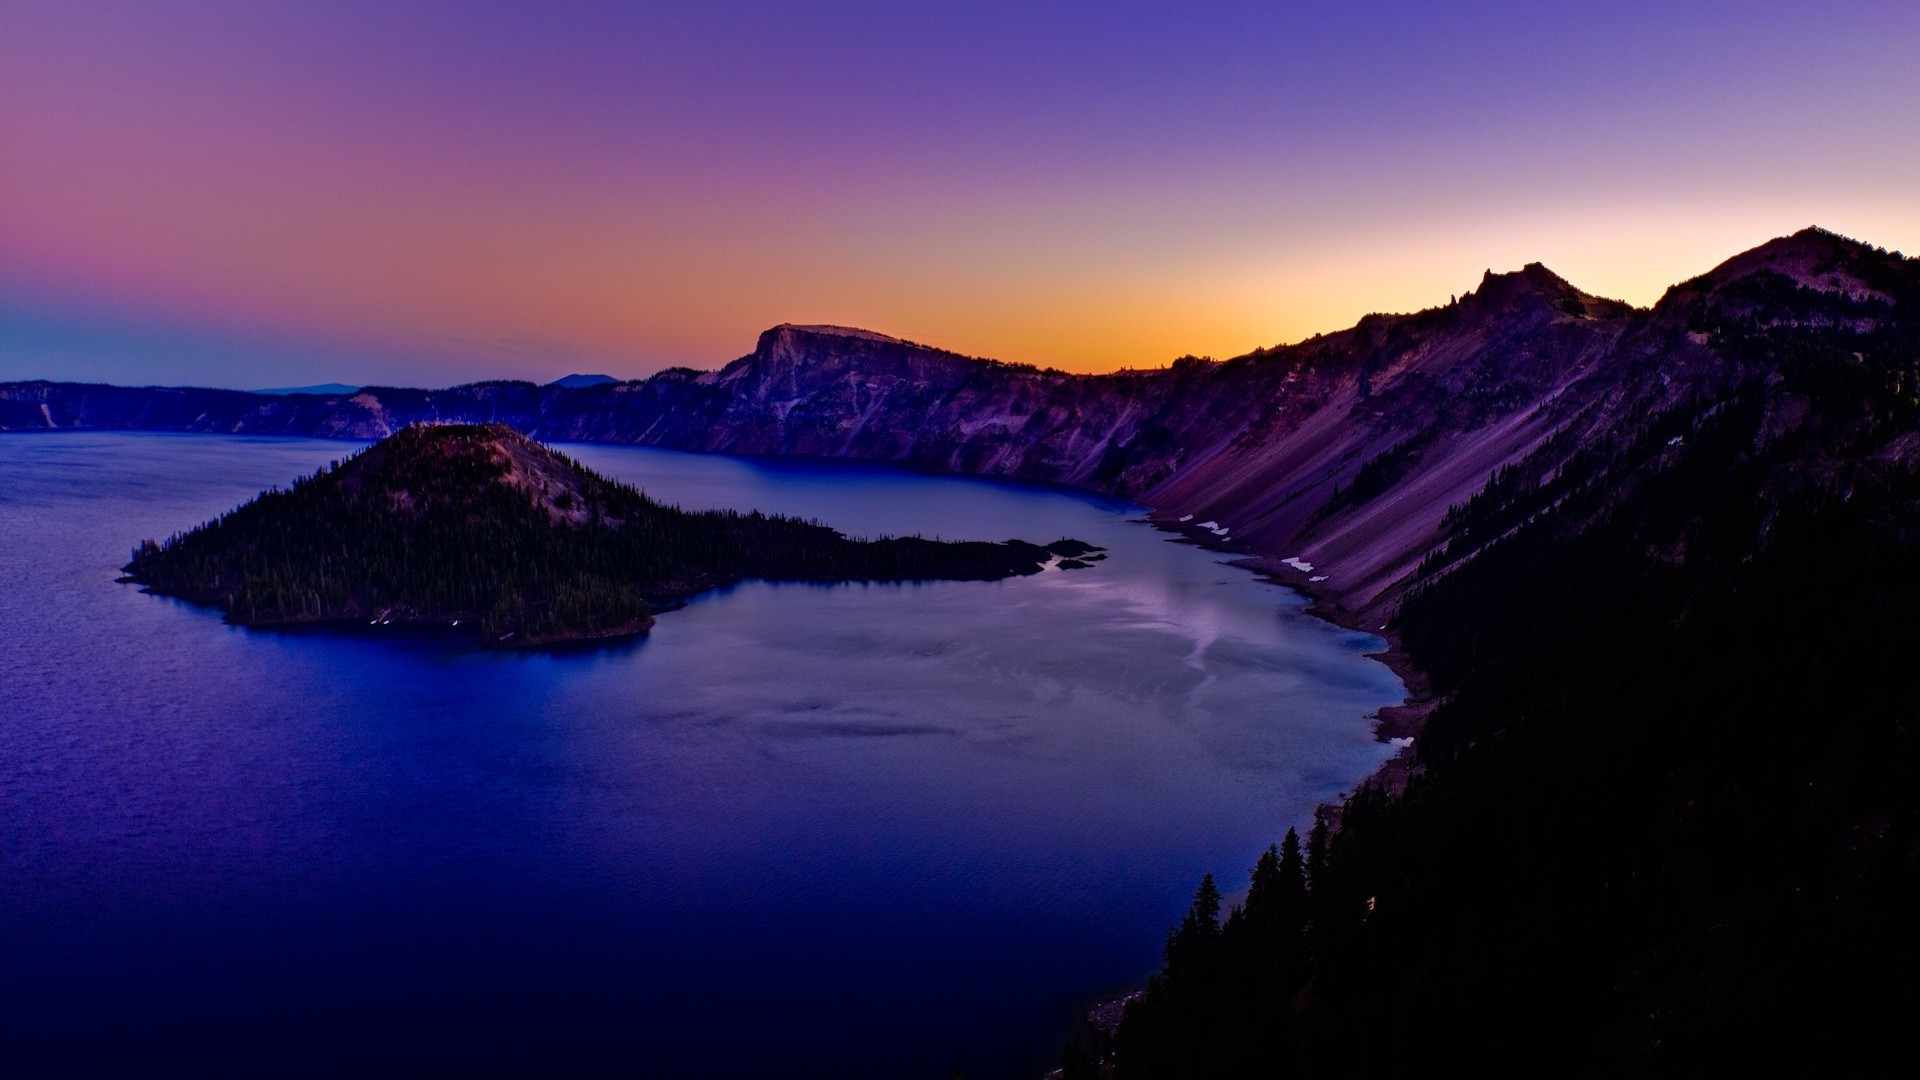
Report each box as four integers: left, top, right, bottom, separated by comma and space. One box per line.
3, 0, 1916, 387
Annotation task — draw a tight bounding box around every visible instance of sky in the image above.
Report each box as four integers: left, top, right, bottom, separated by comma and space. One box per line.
2, 0, 1917, 388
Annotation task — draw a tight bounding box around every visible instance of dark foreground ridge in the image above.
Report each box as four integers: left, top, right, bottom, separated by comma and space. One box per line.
123, 423, 1092, 647
1066, 229, 1920, 1076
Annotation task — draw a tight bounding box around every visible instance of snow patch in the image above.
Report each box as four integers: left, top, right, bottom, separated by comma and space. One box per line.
1196, 520, 1220, 531
1389, 736, 1414, 749
40, 402, 56, 428
1308, 575, 1328, 582
1281, 556, 1314, 573
1177, 514, 1194, 522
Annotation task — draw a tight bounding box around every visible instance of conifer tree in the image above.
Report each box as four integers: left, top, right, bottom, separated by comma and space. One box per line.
1277, 826, 1307, 921
1245, 844, 1281, 917
1306, 808, 1331, 899
1163, 873, 1222, 978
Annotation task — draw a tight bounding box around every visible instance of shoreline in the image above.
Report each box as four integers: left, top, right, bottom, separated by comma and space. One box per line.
1141, 513, 1436, 754
120, 545, 1085, 652
1222, 551, 1434, 801
1044, 510, 1440, 1073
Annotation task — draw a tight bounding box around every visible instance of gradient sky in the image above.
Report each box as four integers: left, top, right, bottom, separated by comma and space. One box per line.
3, 1, 1917, 388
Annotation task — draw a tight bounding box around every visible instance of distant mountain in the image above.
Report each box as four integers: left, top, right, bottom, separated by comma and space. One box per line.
547, 373, 619, 388
122, 423, 1080, 647
252, 382, 361, 396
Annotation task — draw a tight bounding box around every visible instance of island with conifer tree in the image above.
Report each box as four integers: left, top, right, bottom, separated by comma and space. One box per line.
123, 423, 1098, 647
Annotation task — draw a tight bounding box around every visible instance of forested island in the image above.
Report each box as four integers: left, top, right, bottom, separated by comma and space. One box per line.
123, 423, 1095, 646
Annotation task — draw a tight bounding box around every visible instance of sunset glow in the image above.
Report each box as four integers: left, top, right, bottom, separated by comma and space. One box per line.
4, 1, 1917, 386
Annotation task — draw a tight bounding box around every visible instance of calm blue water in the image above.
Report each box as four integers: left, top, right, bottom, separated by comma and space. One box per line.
0, 433, 1402, 1077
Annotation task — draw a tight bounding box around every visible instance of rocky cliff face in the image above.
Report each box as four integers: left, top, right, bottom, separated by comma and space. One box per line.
10, 228, 1914, 623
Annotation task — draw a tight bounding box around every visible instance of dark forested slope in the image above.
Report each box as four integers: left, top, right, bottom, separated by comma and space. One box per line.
1079, 233, 1920, 1076
123, 424, 1081, 646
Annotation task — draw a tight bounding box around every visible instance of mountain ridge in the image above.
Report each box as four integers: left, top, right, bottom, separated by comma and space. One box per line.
9, 227, 1916, 630
1081, 224, 1920, 1075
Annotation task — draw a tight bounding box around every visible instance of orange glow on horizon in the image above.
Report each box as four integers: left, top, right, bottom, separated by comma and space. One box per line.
9, 172, 1918, 383
4, 3, 1917, 386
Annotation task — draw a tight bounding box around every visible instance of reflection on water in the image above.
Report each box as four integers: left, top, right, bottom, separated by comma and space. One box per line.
0, 433, 1402, 1078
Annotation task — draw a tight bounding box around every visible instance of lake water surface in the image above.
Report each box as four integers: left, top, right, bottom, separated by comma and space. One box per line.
0, 432, 1403, 1077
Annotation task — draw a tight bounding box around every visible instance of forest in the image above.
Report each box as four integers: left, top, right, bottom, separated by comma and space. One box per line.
124, 424, 1086, 646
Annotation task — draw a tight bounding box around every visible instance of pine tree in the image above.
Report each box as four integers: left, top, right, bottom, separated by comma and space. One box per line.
1277, 826, 1307, 922
1164, 873, 1222, 979
1245, 844, 1281, 916
1306, 808, 1331, 898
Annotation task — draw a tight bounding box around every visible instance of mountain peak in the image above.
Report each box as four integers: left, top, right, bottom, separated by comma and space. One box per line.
1461, 261, 1628, 318
549, 373, 619, 389
1478, 261, 1575, 295
1735, 224, 1876, 270
1788, 223, 1870, 248
338, 422, 606, 524
1661, 226, 1905, 309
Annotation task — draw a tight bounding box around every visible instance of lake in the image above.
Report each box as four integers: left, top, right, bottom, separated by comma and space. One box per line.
0, 432, 1403, 1077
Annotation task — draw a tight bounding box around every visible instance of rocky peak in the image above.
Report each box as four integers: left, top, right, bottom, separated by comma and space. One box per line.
1484, 261, 1575, 295
1657, 226, 1911, 313
332, 423, 610, 525
1459, 261, 1622, 318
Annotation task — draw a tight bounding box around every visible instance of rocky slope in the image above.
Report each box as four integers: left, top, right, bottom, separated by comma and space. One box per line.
10, 227, 1913, 626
